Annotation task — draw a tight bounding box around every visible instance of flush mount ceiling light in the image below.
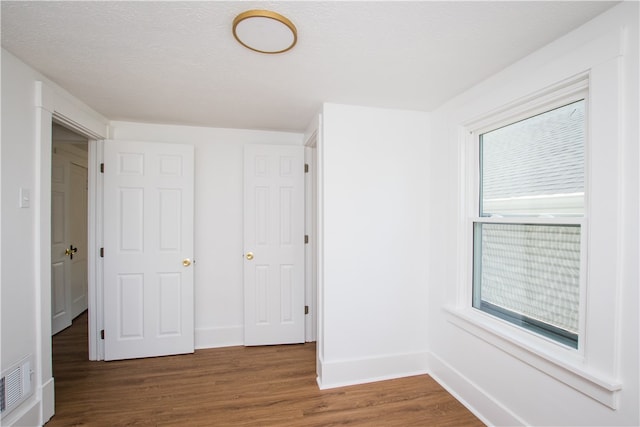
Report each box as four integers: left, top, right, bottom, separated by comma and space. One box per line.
233, 10, 297, 54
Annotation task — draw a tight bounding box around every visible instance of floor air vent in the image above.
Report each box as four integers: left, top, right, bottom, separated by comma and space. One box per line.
1, 355, 33, 419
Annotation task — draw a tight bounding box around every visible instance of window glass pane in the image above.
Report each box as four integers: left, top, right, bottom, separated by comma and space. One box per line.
473, 223, 580, 347
480, 100, 585, 217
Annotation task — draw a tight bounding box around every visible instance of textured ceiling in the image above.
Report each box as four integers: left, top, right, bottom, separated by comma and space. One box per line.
1, 1, 617, 132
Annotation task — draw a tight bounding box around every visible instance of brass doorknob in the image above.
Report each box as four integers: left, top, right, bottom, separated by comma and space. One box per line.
246, 252, 254, 261
182, 258, 192, 267
65, 245, 78, 259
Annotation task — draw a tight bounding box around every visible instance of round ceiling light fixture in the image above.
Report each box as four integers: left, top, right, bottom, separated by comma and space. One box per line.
233, 10, 297, 54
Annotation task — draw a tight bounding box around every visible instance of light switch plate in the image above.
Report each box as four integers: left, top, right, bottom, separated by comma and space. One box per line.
19, 188, 30, 208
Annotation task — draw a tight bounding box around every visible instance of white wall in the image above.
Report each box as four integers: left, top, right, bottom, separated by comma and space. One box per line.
317, 103, 430, 388
1, 49, 109, 426
110, 122, 303, 348
3, 3, 637, 425
1, 49, 39, 426
427, 3, 639, 426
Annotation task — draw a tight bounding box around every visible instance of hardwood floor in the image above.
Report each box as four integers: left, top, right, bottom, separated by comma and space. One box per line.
48, 312, 483, 426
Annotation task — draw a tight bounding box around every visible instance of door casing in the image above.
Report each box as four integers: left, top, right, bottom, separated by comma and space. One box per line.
36, 80, 109, 424
304, 135, 318, 343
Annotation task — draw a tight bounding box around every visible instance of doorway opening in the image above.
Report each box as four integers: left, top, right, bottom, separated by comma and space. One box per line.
51, 123, 89, 335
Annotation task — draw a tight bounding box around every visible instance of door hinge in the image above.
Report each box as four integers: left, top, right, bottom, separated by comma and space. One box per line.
305, 305, 309, 315
304, 235, 309, 244
100, 330, 105, 340
304, 163, 309, 173
100, 248, 104, 258
100, 163, 104, 173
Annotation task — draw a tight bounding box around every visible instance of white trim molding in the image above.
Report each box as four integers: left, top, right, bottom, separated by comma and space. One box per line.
427, 351, 526, 427
35, 80, 108, 424
445, 307, 622, 408
317, 351, 429, 390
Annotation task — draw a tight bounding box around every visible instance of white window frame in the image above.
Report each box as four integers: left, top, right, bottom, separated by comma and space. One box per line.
472, 91, 588, 350
446, 72, 623, 409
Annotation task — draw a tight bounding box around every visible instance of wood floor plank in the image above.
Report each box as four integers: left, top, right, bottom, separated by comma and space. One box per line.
47, 312, 483, 426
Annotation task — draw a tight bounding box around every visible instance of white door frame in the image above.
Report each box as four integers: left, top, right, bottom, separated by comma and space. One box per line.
35, 81, 108, 424
304, 132, 318, 342
304, 114, 324, 377
86, 138, 104, 361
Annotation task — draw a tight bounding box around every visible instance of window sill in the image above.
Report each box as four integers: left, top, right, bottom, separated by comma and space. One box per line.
444, 306, 621, 409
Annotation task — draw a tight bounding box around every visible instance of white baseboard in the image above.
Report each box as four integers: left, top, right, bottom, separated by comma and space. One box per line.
2, 396, 40, 427
195, 325, 243, 349
317, 351, 429, 390
41, 377, 55, 425
427, 352, 526, 427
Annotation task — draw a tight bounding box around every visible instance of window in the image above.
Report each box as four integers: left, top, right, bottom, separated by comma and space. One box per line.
472, 99, 586, 349
451, 46, 625, 409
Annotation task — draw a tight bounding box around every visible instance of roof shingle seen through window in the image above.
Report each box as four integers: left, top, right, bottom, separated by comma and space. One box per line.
481, 100, 585, 202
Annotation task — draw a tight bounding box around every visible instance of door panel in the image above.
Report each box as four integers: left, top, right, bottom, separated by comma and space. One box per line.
244, 145, 305, 346
104, 140, 194, 360
69, 163, 88, 318
51, 154, 72, 334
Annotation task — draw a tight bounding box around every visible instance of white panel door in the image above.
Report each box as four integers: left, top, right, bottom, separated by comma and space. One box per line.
244, 145, 305, 345
69, 163, 89, 318
104, 140, 194, 360
51, 154, 72, 335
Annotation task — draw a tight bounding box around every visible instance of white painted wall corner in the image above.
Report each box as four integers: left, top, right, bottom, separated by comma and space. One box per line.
317, 351, 429, 390
195, 326, 244, 349
427, 352, 525, 427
